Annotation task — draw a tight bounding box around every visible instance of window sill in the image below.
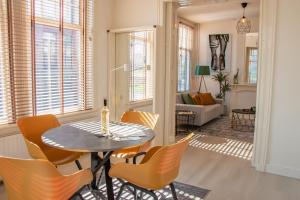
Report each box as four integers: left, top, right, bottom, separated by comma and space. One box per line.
0, 109, 99, 138
177, 91, 190, 94
128, 99, 153, 108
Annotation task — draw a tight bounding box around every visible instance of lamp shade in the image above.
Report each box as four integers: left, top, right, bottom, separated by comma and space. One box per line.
195, 65, 210, 76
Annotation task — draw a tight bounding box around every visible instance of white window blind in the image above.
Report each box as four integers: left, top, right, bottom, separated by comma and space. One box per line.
178, 23, 193, 92
0, 0, 93, 125
129, 31, 153, 102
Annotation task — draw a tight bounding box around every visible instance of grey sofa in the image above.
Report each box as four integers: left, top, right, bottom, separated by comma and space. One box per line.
176, 93, 224, 127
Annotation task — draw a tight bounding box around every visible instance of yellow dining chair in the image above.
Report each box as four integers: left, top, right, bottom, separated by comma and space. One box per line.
0, 156, 92, 200
112, 110, 159, 163
109, 133, 194, 200
17, 114, 83, 169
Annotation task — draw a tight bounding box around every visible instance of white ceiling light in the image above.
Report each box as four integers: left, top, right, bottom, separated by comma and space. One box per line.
236, 2, 251, 34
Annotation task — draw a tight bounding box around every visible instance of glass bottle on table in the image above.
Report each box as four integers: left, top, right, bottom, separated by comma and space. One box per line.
101, 99, 110, 135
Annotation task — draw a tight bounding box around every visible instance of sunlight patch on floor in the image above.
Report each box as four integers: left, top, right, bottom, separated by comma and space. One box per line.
189, 134, 253, 160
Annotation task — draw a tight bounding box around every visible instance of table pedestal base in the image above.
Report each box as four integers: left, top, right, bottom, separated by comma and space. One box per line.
90, 152, 115, 200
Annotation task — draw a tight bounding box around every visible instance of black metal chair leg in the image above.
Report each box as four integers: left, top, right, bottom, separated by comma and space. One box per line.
148, 190, 158, 200
169, 183, 178, 200
96, 167, 104, 188
75, 160, 82, 170
133, 187, 138, 200
77, 193, 84, 200
116, 182, 128, 200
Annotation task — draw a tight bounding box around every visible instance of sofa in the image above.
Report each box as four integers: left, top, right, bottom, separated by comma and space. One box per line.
176, 93, 224, 127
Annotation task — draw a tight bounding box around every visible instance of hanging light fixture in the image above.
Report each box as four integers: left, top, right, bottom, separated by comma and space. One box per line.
236, 2, 251, 34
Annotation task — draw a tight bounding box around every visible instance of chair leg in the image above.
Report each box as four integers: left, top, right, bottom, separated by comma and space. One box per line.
75, 160, 82, 170
133, 187, 138, 200
77, 193, 84, 200
116, 182, 128, 200
148, 190, 158, 200
138, 191, 144, 200
169, 183, 178, 200
96, 167, 104, 187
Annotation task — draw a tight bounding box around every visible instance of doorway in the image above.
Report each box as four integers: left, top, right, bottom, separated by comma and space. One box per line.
174, 0, 261, 161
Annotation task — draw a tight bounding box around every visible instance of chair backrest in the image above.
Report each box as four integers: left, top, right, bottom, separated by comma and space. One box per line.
0, 156, 70, 200
145, 133, 194, 186
17, 114, 60, 148
121, 111, 159, 130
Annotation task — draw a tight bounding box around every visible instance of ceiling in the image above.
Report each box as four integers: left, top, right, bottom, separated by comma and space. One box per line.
177, 0, 260, 23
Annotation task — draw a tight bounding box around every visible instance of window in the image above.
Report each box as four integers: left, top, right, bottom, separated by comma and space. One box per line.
178, 23, 193, 92
0, 0, 93, 125
129, 31, 153, 102
246, 47, 258, 84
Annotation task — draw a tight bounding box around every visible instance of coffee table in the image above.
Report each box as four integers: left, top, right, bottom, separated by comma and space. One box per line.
231, 109, 256, 132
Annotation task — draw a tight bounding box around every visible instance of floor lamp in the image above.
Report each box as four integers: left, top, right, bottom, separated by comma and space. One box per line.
195, 65, 210, 92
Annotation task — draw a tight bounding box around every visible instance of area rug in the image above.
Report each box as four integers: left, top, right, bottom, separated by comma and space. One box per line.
177, 116, 254, 143
75, 179, 210, 200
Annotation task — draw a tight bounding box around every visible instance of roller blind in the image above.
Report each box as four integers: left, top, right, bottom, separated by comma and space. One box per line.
0, 0, 93, 125
178, 23, 193, 92
129, 31, 153, 102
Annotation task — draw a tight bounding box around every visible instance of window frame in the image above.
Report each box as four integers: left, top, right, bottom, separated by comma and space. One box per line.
0, 0, 93, 127
177, 23, 193, 93
128, 31, 153, 103
246, 47, 258, 84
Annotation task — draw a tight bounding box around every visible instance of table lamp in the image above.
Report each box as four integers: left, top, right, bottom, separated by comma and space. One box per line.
195, 65, 210, 92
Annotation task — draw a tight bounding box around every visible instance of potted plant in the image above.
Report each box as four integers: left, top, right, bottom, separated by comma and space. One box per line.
211, 71, 231, 101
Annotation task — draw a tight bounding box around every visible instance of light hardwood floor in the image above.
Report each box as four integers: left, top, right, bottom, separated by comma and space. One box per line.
1, 135, 300, 200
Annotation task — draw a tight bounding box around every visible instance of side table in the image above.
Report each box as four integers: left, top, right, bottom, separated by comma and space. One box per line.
176, 110, 196, 134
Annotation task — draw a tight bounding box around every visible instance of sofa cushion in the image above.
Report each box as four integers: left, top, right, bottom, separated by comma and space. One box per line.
198, 93, 216, 105
176, 94, 184, 104
191, 94, 202, 105
181, 93, 195, 105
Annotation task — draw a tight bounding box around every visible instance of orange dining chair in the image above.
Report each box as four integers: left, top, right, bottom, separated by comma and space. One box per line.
112, 110, 159, 163
0, 156, 92, 200
17, 114, 83, 169
109, 133, 194, 200
96, 110, 159, 187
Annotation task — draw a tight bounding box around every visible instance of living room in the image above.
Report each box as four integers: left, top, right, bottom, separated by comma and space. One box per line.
175, 0, 259, 160
0, 0, 300, 200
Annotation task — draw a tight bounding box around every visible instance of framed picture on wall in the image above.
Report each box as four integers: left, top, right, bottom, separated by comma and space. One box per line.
208, 34, 232, 72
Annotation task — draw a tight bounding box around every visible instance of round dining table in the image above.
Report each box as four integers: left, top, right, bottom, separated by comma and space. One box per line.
42, 120, 155, 200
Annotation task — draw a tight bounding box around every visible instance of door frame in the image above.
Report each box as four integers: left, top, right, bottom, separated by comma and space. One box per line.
168, 0, 279, 171
107, 26, 157, 121
252, 0, 278, 171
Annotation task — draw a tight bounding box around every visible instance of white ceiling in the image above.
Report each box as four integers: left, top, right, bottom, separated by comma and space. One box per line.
177, 0, 260, 23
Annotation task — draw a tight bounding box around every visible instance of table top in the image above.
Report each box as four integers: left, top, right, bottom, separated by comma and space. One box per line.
232, 109, 255, 115
42, 121, 155, 153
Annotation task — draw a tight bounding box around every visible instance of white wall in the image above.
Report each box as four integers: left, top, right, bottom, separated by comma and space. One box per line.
94, 0, 113, 109
112, 0, 159, 29
266, 0, 300, 178
195, 18, 259, 110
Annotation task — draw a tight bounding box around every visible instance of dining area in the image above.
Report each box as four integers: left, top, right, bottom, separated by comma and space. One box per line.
0, 110, 193, 200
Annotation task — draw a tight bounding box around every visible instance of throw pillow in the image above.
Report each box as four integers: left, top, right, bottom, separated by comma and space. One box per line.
191, 94, 202, 105
198, 93, 216, 105
181, 93, 195, 105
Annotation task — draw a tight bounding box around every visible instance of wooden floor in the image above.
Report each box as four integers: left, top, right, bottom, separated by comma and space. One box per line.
1, 135, 300, 200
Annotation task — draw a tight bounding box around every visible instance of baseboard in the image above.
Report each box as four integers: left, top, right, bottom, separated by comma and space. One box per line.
266, 164, 300, 179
